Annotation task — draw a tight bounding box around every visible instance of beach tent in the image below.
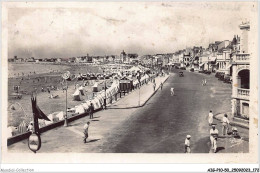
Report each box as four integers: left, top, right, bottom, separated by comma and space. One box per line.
18, 120, 28, 134
67, 107, 76, 113
129, 66, 141, 73
7, 127, 13, 138
82, 103, 89, 112
55, 111, 64, 121
45, 113, 59, 125
85, 100, 92, 106
72, 89, 82, 101
75, 105, 85, 114
96, 94, 104, 104
106, 89, 112, 98
144, 74, 149, 79
78, 86, 85, 95
38, 119, 46, 128
7, 126, 19, 138
93, 98, 101, 109
100, 90, 106, 99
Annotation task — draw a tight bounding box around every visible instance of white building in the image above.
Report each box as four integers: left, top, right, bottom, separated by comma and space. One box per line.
216, 48, 232, 75
231, 22, 250, 120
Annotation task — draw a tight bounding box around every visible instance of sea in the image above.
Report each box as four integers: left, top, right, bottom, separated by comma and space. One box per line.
8, 63, 70, 78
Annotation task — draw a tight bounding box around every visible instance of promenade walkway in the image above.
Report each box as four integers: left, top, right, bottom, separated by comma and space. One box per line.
109, 75, 169, 109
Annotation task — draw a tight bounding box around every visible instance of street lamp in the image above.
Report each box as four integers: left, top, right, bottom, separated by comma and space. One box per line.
64, 79, 68, 127
103, 69, 107, 109
62, 71, 70, 127
137, 71, 141, 106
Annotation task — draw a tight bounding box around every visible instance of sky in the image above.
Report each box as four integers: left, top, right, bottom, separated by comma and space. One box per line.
7, 2, 256, 59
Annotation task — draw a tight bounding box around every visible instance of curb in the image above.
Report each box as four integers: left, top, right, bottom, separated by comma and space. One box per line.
214, 113, 249, 129
140, 75, 169, 107
107, 75, 169, 109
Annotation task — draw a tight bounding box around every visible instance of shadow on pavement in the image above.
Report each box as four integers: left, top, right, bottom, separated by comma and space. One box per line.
72, 122, 84, 126
87, 139, 100, 143
93, 116, 101, 119
216, 147, 225, 153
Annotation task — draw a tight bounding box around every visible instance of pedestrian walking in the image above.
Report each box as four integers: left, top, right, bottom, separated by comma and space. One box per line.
88, 103, 94, 119
160, 82, 163, 90
222, 114, 230, 136
210, 124, 219, 153
204, 78, 207, 86
170, 87, 175, 96
153, 82, 156, 91
83, 121, 90, 143
185, 135, 191, 153
207, 110, 214, 126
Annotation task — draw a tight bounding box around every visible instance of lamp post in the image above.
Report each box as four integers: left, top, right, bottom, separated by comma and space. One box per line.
64, 79, 68, 127
137, 71, 141, 106
103, 69, 107, 109
62, 71, 70, 127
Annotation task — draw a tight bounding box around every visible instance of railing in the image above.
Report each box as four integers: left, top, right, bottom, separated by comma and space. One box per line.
234, 53, 250, 63
237, 88, 250, 100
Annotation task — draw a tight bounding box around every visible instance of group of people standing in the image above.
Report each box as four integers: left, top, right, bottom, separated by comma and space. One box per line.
185, 111, 231, 153
208, 111, 231, 153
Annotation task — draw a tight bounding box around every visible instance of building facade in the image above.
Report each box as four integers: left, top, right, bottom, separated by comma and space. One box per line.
231, 22, 250, 120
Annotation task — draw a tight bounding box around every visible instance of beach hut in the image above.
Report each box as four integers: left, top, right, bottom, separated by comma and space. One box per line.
72, 89, 82, 101
119, 76, 133, 93
92, 82, 99, 92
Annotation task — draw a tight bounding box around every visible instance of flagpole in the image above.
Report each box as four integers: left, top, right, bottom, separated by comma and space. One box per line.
31, 96, 40, 135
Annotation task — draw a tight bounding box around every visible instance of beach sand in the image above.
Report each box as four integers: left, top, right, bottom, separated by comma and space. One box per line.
8, 63, 111, 127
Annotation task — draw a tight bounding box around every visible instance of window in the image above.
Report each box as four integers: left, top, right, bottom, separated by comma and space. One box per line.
242, 102, 249, 118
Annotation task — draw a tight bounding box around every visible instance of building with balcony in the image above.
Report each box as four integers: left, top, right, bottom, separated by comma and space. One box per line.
231, 22, 250, 120
216, 47, 232, 75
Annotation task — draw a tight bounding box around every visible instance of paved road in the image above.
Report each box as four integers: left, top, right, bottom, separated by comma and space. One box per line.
99, 69, 244, 153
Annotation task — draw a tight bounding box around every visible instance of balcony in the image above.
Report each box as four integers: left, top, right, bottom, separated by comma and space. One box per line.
237, 88, 250, 100
233, 53, 250, 63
